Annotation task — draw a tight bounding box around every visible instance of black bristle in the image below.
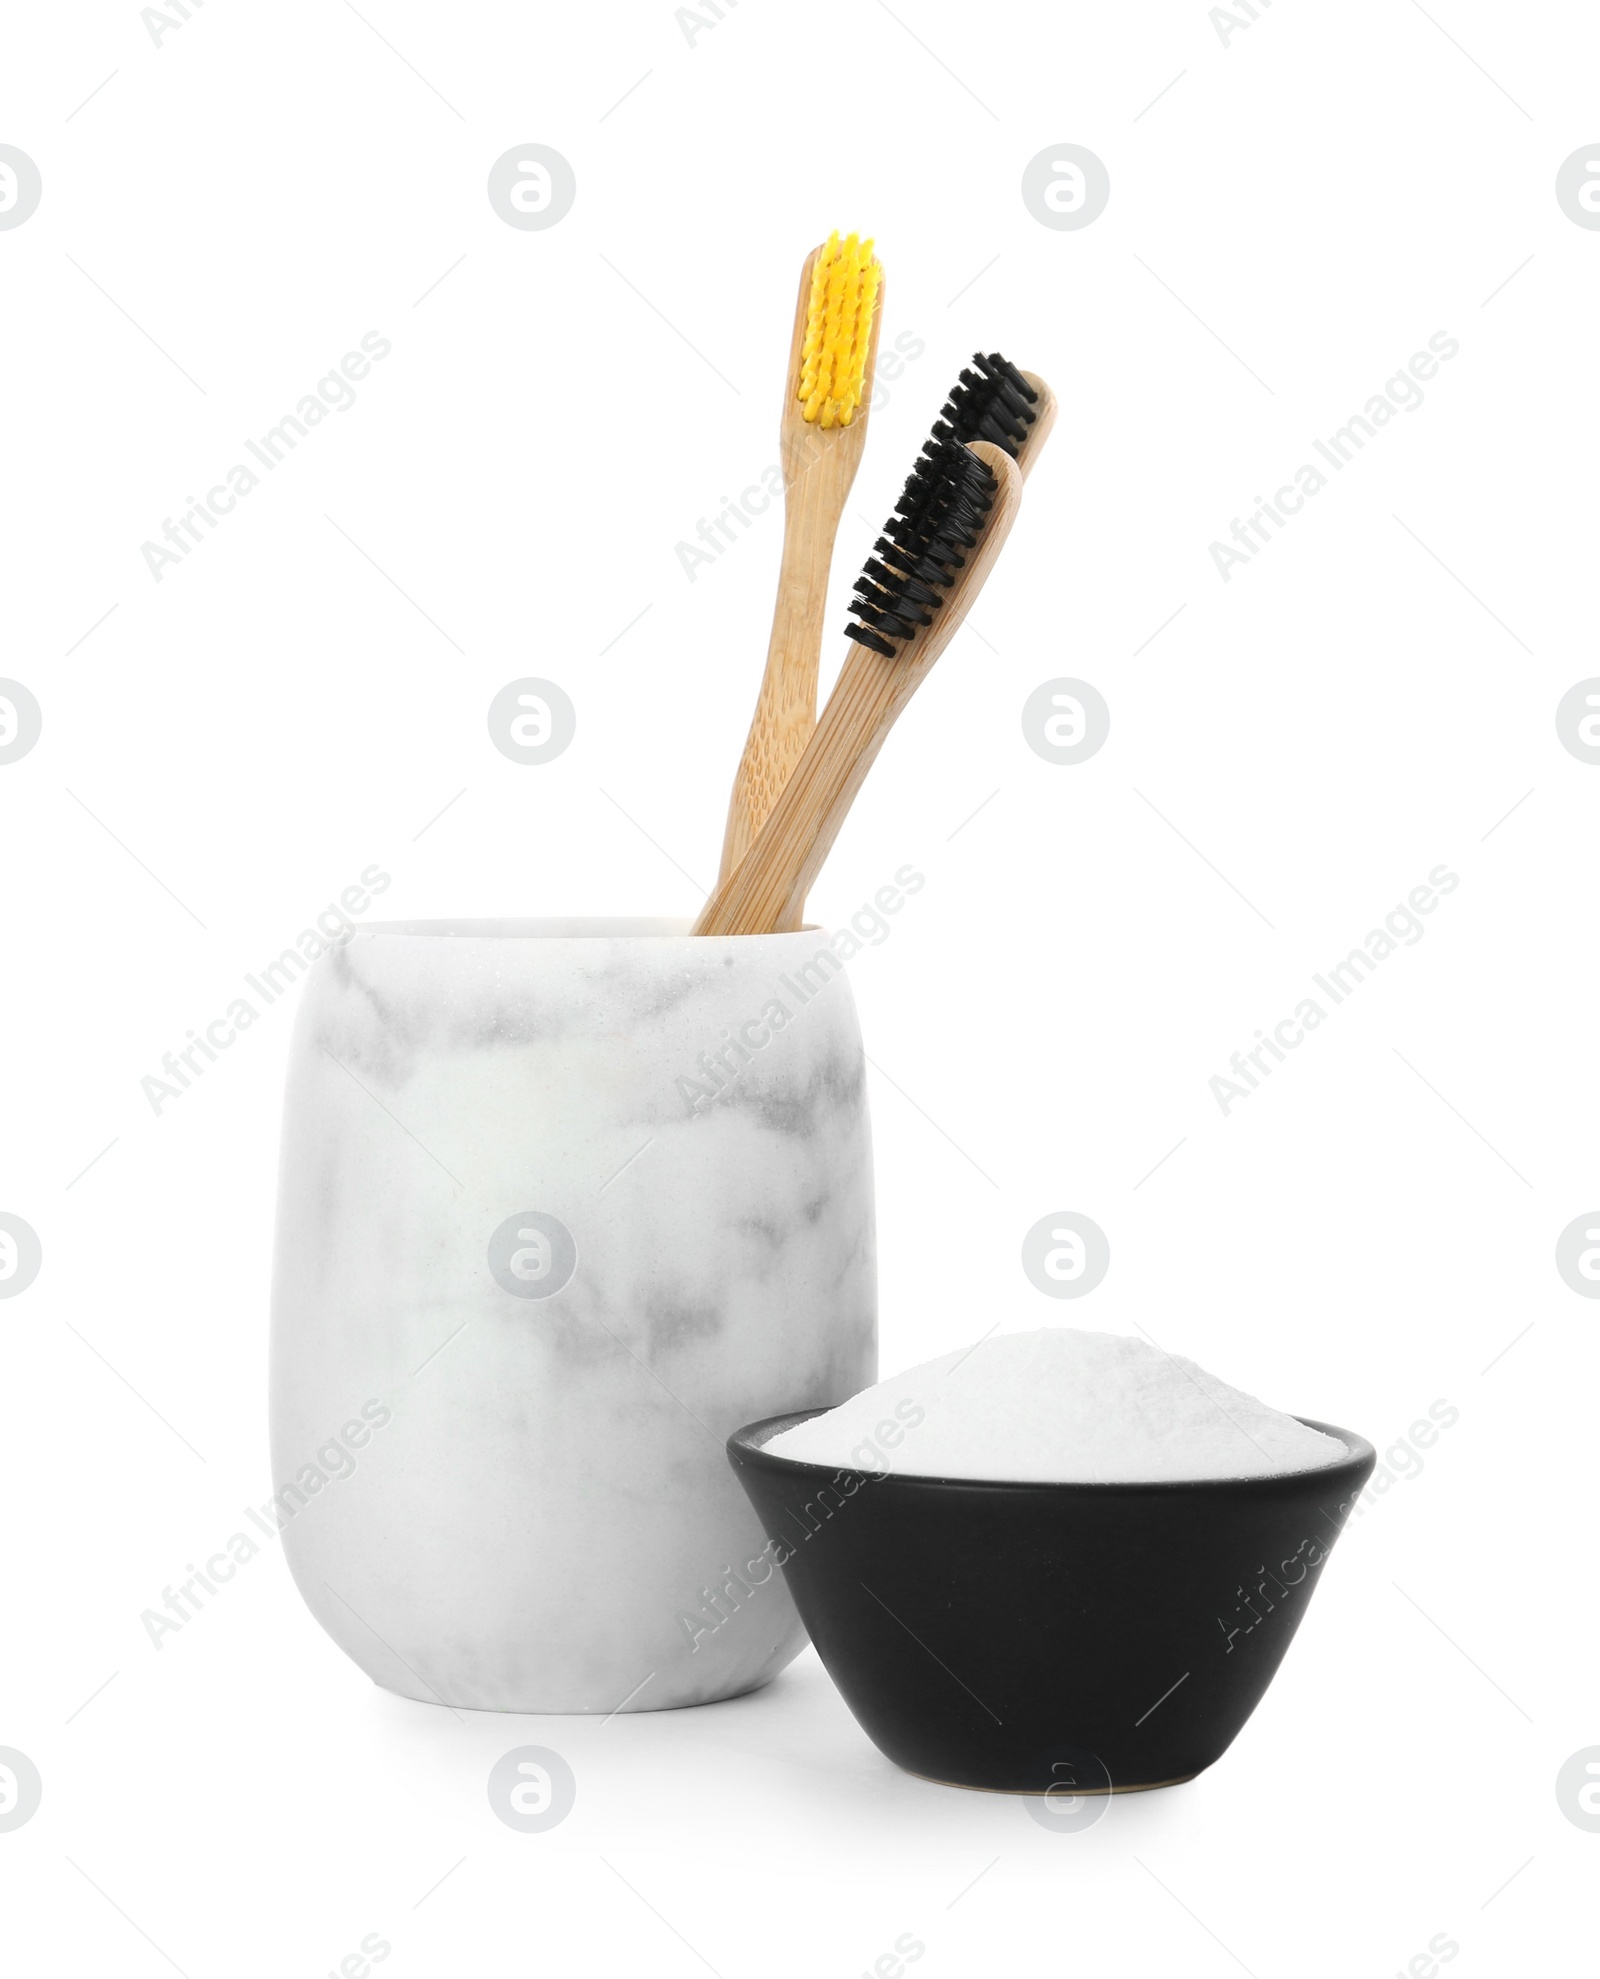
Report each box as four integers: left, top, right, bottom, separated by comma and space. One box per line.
930, 350, 1039, 460
842, 437, 997, 657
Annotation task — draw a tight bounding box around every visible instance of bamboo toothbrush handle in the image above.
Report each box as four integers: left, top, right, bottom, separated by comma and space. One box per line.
718, 445, 854, 878
695, 441, 1023, 938
763, 647, 907, 935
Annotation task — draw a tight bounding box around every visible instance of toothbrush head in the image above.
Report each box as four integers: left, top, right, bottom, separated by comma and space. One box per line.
797, 230, 883, 430
932, 351, 1040, 459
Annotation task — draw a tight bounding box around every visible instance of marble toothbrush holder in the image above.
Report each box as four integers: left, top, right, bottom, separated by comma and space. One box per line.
268, 918, 877, 1715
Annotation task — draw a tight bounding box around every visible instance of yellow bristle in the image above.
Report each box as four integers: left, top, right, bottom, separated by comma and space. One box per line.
797, 230, 881, 429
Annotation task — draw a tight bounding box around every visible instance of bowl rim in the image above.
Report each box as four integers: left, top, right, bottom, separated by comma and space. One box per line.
727, 1408, 1378, 1495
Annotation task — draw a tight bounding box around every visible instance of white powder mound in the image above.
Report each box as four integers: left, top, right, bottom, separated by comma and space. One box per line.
763, 1327, 1347, 1483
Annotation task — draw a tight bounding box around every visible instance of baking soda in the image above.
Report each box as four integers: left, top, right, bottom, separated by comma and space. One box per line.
763, 1327, 1346, 1483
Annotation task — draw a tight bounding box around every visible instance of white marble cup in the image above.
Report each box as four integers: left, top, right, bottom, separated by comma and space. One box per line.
269, 919, 876, 1714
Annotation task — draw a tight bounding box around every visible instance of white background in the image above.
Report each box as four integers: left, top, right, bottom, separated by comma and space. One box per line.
2, 0, 1595, 1972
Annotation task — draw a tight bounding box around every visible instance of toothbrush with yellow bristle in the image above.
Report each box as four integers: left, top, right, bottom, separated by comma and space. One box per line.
716, 231, 885, 884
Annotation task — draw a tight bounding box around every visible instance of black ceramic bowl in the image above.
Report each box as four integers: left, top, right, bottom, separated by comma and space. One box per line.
727, 1412, 1375, 1794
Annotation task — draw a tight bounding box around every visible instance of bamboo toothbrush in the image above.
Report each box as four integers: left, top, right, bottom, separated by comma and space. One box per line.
716, 232, 885, 885
693, 435, 1023, 939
